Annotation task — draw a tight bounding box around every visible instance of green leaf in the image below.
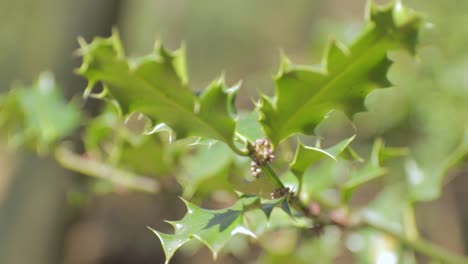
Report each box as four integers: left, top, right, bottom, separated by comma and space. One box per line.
245, 196, 307, 238
118, 135, 171, 176
259, 1, 421, 145
260, 196, 293, 219
290, 135, 355, 177
149, 196, 258, 263
78, 31, 244, 154
149, 195, 297, 263
0, 72, 80, 153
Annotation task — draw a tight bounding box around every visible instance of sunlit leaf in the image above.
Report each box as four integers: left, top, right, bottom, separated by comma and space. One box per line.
259, 1, 421, 145
78, 31, 244, 154
290, 135, 355, 177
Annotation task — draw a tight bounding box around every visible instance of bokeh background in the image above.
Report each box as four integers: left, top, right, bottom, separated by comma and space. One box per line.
0, 0, 467, 263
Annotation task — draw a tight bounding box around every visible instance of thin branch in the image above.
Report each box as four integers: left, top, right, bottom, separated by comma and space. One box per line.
54, 145, 160, 194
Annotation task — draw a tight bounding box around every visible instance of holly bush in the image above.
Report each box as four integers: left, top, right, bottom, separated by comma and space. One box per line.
1, 1, 467, 263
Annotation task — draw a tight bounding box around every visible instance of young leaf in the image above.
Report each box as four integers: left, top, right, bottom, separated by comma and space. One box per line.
149, 196, 258, 263
290, 135, 355, 177
259, 1, 421, 145
78, 32, 245, 154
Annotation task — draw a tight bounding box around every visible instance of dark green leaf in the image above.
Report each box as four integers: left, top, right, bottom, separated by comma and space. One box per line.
149, 196, 258, 263
260, 196, 293, 219
259, 1, 421, 145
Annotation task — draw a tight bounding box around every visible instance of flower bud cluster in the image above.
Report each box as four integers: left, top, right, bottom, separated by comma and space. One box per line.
250, 138, 275, 178
270, 187, 291, 199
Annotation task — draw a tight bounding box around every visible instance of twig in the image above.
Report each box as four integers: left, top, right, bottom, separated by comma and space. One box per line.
54, 144, 160, 194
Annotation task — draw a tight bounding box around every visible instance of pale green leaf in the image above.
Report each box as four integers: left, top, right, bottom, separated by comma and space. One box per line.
290, 135, 355, 177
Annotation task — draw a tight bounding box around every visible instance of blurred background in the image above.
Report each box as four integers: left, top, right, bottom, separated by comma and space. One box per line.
0, 0, 467, 263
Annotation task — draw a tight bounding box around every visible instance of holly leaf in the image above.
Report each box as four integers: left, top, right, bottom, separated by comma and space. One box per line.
78, 31, 243, 154
149, 196, 258, 263
0, 72, 80, 153
290, 135, 355, 177
259, 1, 421, 145
260, 196, 293, 219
